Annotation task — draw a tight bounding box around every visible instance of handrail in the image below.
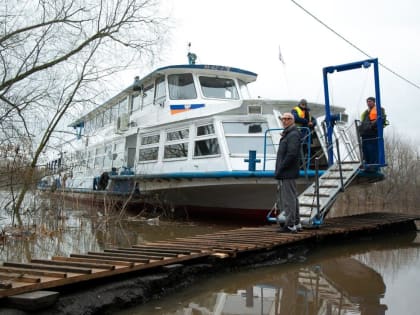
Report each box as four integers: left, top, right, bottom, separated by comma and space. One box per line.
314, 157, 320, 221
263, 128, 283, 171
335, 138, 345, 192
263, 127, 311, 171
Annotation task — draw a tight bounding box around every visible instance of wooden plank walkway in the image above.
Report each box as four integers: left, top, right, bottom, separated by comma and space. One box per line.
0, 212, 418, 299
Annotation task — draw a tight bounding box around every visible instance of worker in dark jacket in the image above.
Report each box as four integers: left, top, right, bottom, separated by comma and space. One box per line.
359, 96, 388, 172
275, 112, 301, 233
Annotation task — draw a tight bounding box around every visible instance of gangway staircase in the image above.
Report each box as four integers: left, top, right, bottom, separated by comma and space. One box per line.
299, 122, 361, 226
270, 122, 362, 227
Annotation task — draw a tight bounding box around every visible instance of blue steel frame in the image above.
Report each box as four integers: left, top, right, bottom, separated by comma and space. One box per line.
323, 58, 385, 167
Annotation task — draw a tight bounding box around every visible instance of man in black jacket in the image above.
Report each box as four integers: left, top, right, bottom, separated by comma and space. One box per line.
275, 112, 301, 233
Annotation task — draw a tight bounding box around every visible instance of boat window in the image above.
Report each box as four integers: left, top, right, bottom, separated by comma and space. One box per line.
111, 103, 119, 122
199, 76, 239, 99
139, 147, 159, 161
96, 112, 104, 129
248, 105, 262, 114
86, 150, 93, 168
196, 124, 215, 136
119, 97, 128, 115
223, 122, 268, 134
238, 79, 250, 99
114, 142, 124, 153
223, 121, 275, 155
164, 143, 188, 159
139, 133, 160, 162
104, 155, 111, 168
93, 146, 104, 168
225, 136, 275, 155
76, 150, 84, 161
194, 138, 220, 156
102, 108, 110, 125
141, 134, 160, 145
166, 129, 189, 141
132, 94, 141, 112
154, 76, 166, 105
112, 142, 124, 167
95, 147, 104, 155
143, 83, 154, 107
168, 74, 197, 100
73, 150, 85, 170
85, 120, 91, 134
103, 144, 112, 168
94, 156, 104, 168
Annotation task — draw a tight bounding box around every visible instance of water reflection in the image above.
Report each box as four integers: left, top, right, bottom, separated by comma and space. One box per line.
0, 205, 236, 263
142, 258, 386, 315
115, 233, 420, 315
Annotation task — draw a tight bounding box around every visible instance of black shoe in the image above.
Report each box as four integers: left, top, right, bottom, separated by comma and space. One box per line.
278, 225, 297, 233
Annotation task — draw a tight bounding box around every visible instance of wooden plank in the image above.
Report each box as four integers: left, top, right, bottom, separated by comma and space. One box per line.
0, 280, 12, 289
189, 234, 275, 245
116, 248, 180, 257
70, 254, 140, 265
173, 237, 254, 249
103, 249, 165, 260
131, 245, 198, 255
53, 256, 134, 268
0, 272, 40, 283
151, 240, 244, 251
0, 267, 67, 279
31, 259, 115, 271
142, 242, 213, 252
3, 262, 92, 274
86, 252, 150, 263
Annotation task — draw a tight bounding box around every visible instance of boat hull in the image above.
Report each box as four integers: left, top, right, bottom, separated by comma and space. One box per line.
41, 176, 314, 224
147, 178, 313, 224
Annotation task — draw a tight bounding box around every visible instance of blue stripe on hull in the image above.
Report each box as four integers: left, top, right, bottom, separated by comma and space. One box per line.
111, 170, 322, 180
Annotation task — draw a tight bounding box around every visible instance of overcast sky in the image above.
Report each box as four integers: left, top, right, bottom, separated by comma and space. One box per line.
134, 0, 420, 147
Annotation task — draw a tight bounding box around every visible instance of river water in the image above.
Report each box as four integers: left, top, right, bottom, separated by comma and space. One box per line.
114, 232, 420, 315
1, 202, 419, 315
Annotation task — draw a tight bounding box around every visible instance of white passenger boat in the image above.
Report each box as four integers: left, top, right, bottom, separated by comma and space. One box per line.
40, 58, 385, 224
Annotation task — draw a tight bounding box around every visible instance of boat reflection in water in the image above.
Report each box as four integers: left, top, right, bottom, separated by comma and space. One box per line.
182, 256, 386, 315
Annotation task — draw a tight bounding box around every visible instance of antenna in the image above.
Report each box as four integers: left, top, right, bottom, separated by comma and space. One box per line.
187, 42, 197, 65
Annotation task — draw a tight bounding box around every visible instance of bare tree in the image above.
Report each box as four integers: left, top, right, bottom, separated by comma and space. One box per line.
0, 0, 168, 225
334, 131, 420, 216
